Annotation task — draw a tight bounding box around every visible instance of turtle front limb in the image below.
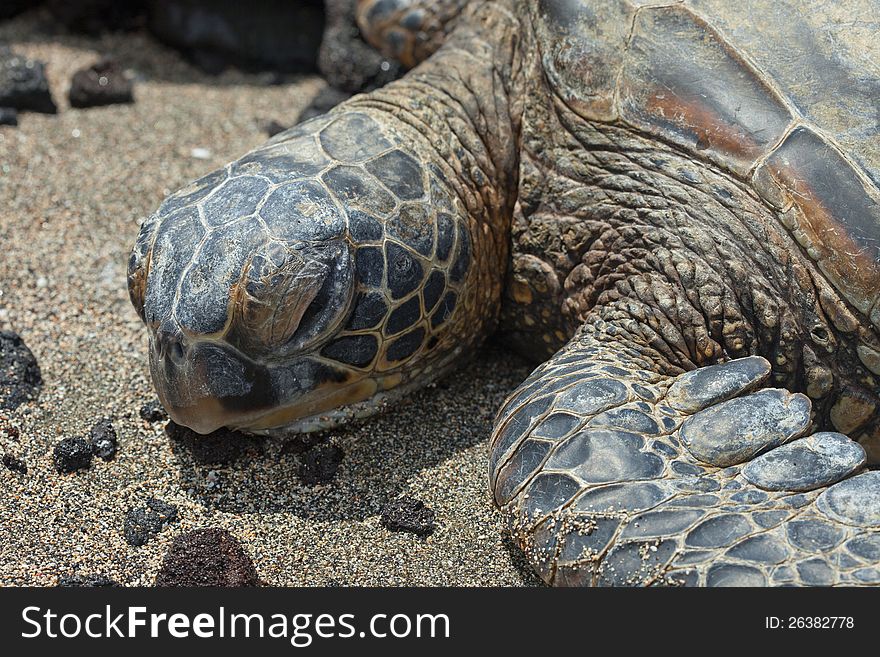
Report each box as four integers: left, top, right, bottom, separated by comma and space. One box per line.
356, 0, 470, 68
491, 321, 880, 586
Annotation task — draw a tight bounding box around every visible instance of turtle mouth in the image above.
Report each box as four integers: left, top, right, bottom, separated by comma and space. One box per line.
148, 326, 385, 435
149, 333, 279, 434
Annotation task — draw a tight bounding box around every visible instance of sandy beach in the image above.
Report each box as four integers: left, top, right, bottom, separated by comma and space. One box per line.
0, 11, 540, 586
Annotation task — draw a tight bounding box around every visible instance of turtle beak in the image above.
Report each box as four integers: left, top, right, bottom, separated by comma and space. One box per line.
149, 321, 275, 434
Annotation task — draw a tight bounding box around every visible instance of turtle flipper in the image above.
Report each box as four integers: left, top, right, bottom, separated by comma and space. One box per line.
356, 0, 470, 68
491, 323, 880, 586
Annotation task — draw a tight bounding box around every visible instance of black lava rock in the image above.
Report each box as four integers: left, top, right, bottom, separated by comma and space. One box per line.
57, 574, 120, 587
0, 330, 42, 410
318, 0, 401, 93
53, 437, 93, 474
46, 0, 147, 35
139, 399, 167, 423
68, 58, 134, 108
88, 417, 118, 460
155, 528, 259, 587
380, 496, 436, 537
2, 454, 27, 474
123, 497, 178, 546
166, 421, 261, 466
299, 443, 343, 485
261, 118, 288, 137
148, 0, 324, 74
0, 49, 57, 114
0, 107, 17, 126
296, 85, 351, 123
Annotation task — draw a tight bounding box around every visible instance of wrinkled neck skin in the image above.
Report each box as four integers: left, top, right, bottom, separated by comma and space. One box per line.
502, 58, 880, 459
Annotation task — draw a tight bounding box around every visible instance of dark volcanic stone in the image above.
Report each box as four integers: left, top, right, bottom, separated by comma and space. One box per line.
123, 497, 178, 546
53, 437, 93, 474
0, 330, 43, 410
68, 58, 134, 108
155, 528, 259, 587
380, 496, 436, 537
296, 85, 351, 123
46, 0, 147, 35
299, 443, 344, 485
148, 0, 324, 74
139, 399, 167, 423
318, 0, 401, 92
2, 454, 27, 474
57, 574, 120, 587
89, 417, 118, 460
261, 118, 288, 137
0, 107, 16, 126
166, 421, 261, 466
0, 49, 57, 113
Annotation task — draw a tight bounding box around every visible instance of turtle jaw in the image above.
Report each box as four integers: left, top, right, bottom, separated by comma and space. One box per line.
148, 333, 279, 435
147, 326, 393, 436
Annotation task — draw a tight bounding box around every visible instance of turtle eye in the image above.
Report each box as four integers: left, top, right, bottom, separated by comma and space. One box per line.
128, 214, 161, 322
230, 241, 354, 357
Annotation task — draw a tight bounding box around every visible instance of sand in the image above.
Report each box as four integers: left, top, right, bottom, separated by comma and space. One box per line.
0, 11, 540, 587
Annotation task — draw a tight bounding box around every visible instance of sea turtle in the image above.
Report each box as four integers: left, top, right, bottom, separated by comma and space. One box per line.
128, 0, 880, 586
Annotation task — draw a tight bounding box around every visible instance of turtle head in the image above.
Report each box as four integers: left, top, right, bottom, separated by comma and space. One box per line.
128, 120, 479, 435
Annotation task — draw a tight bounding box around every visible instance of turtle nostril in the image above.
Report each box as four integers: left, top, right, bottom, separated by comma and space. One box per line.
169, 341, 184, 363
155, 321, 187, 364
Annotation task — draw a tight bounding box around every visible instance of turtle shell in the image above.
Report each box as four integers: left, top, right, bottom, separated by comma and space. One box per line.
533, 0, 880, 331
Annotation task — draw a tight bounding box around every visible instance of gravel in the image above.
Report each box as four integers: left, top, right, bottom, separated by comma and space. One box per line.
0, 12, 541, 587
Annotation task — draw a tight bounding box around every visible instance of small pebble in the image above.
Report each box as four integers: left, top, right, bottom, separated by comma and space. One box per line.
155, 528, 259, 587
261, 118, 288, 137
53, 437, 93, 474
299, 443, 343, 486
0, 48, 57, 113
139, 399, 167, 423
0, 423, 20, 441
190, 147, 211, 159
88, 417, 117, 460
57, 574, 119, 587
380, 496, 436, 537
123, 497, 178, 546
68, 58, 134, 108
1, 329, 43, 410
2, 453, 27, 474
0, 107, 17, 126
296, 86, 350, 123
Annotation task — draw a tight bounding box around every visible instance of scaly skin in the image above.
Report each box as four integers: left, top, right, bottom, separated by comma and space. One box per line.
355, 0, 470, 68
130, 0, 880, 585
129, 0, 522, 434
